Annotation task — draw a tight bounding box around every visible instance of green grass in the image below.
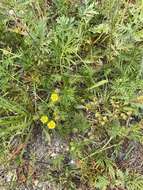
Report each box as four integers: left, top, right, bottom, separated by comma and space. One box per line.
0, 0, 143, 189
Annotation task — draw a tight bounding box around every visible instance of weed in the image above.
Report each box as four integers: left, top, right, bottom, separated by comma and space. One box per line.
0, 0, 143, 189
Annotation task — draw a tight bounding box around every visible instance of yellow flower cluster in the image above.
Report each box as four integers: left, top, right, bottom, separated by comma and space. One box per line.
40, 115, 56, 129
39, 91, 60, 129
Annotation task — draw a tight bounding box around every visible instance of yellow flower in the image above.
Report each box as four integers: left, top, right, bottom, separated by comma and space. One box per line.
51, 93, 59, 103
40, 115, 48, 124
47, 120, 56, 129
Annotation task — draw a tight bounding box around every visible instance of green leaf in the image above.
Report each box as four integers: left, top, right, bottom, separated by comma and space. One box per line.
96, 176, 110, 190
88, 80, 108, 90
